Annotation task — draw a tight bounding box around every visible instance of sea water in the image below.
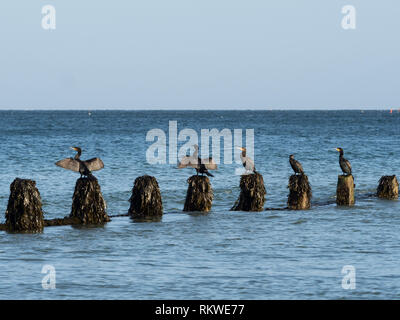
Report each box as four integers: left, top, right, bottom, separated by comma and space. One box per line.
0, 110, 399, 299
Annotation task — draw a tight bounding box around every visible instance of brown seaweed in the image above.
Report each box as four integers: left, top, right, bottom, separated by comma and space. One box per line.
70, 177, 110, 224
128, 175, 163, 218
183, 175, 213, 212
377, 175, 399, 200
5, 178, 44, 233
231, 173, 266, 211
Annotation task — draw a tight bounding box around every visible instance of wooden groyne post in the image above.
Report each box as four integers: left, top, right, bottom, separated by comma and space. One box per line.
69, 176, 110, 224
4, 178, 44, 233
336, 175, 355, 206
377, 175, 399, 200
128, 175, 163, 219
287, 174, 312, 210
231, 172, 266, 211
183, 175, 213, 212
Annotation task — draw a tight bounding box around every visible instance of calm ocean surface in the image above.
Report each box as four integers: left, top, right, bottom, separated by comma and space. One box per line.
0, 110, 399, 299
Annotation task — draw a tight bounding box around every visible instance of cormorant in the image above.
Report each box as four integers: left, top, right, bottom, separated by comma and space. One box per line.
237, 147, 256, 174
197, 157, 216, 177
178, 144, 217, 177
289, 155, 304, 175
55, 147, 104, 178
336, 147, 352, 175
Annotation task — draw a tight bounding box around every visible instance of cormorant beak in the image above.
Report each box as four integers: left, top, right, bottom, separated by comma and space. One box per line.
335, 148, 341, 152
236, 147, 245, 151
70, 147, 78, 151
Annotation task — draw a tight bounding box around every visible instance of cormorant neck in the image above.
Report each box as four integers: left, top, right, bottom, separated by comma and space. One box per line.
242, 150, 246, 157
74, 150, 81, 159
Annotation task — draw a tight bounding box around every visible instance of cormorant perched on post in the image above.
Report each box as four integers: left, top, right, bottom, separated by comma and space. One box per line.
237, 147, 256, 174
336, 147, 352, 175
55, 147, 104, 178
197, 158, 216, 177
289, 155, 304, 175
178, 144, 217, 177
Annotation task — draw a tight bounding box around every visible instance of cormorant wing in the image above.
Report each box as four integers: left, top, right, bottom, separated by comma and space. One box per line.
295, 159, 304, 173
55, 158, 80, 172
201, 157, 218, 170
84, 158, 104, 171
344, 158, 352, 172
178, 156, 198, 169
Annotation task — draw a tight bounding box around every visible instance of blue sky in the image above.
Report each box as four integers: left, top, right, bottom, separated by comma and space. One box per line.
0, 0, 398, 109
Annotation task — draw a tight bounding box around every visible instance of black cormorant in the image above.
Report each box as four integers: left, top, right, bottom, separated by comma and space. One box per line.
178, 144, 217, 177
55, 147, 104, 178
197, 157, 215, 177
237, 147, 256, 173
289, 155, 304, 175
336, 147, 352, 175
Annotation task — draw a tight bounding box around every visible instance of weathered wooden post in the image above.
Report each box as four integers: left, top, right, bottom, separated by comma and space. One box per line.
5, 178, 44, 232
231, 172, 266, 211
183, 175, 213, 212
128, 175, 163, 219
69, 177, 110, 224
377, 175, 399, 200
287, 174, 312, 210
336, 175, 355, 206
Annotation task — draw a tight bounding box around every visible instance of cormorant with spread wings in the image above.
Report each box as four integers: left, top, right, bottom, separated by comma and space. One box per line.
178, 144, 217, 177
55, 147, 104, 178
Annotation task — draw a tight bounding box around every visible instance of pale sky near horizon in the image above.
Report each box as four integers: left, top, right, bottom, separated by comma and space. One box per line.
0, 1, 399, 110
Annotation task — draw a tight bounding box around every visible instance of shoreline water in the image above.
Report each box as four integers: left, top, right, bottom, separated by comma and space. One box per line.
0, 110, 398, 299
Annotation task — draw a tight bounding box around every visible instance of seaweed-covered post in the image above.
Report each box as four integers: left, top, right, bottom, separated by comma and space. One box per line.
128, 175, 163, 219
287, 174, 312, 210
183, 176, 213, 212
231, 172, 266, 211
69, 177, 110, 224
5, 178, 44, 232
336, 175, 355, 206
377, 175, 399, 200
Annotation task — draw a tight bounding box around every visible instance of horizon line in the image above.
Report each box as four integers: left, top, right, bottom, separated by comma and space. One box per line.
0, 107, 397, 111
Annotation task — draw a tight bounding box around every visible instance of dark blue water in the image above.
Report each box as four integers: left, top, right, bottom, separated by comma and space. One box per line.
0, 110, 399, 299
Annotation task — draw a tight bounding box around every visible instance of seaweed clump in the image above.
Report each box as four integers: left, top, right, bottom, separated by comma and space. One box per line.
70, 177, 110, 224
377, 175, 399, 200
128, 175, 163, 219
231, 172, 266, 211
183, 175, 213, 212
5, 178, 44, 233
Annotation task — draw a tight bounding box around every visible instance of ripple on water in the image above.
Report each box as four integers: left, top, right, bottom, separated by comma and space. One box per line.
1, 111, 400, 299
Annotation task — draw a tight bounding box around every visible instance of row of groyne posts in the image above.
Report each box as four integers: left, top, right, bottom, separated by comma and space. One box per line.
0, 173, 398, 233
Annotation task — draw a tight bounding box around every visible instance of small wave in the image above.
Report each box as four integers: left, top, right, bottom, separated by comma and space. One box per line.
292, 219, 307, 225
